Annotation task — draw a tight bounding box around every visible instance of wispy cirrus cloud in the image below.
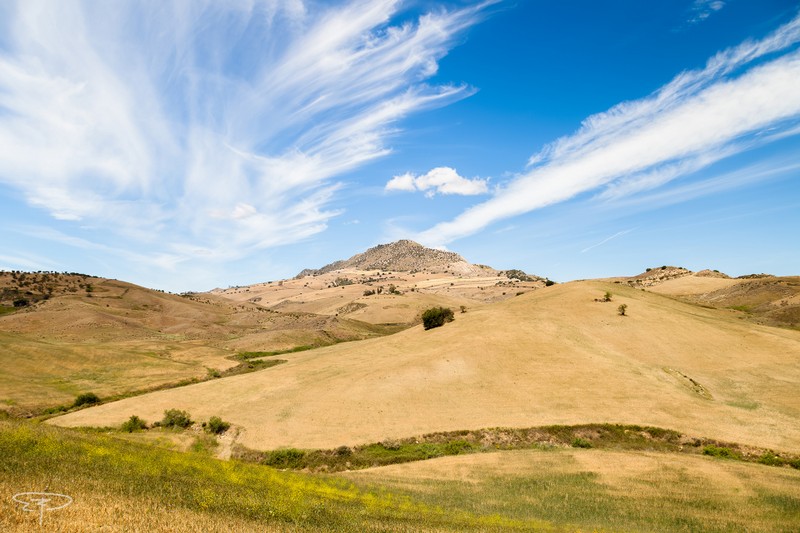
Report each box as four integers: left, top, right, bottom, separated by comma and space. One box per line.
0, 0, 493, 273
688, 0, 726, 25
386, 167, 489, 197
417, 12, 800, 247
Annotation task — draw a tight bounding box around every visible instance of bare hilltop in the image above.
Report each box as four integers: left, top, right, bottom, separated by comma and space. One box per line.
296, 239, 502, 277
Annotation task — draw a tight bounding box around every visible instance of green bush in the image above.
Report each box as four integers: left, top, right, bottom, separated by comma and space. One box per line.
205, 416, 231, 435
571, 437, 593, 449
263, 448, 307, 469
121, 415, 148, 433
160, 409, 193, 429
758, 452, 783, 466
421, 307, 454, 330
702, 445, 739, 459
443, 440, 475, 455
73, 392, 101, 408
618, 304, 628, 316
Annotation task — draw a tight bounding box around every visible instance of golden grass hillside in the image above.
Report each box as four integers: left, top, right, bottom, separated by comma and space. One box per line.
647, 274, 800, 329
52, 280, 800, 453
0, 275, 397, 413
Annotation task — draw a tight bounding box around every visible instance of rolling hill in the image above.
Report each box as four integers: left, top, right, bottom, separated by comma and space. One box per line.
0, 272, 396, 414
52, 279, 800, 454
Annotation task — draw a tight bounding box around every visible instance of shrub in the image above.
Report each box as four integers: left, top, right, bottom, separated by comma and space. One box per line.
545, 279, 555, 286
603, 291, 612, 302
121, 415, 148, 433
702, 445, 739, 459
571, 437, 593, 449
205, 416, 231, 435
505, 269, 535, 282
444, 440, 475, 455
334, 445, 352, 457
161, 409, 193, 429
618, 304, 628, 316
421, 307, 454, 330
73, 392, 101, 408
263, 448, 307, 469
758, 452, 783, 466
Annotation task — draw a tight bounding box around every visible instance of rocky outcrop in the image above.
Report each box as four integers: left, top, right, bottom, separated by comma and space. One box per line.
695, 269, 730, 278
626, 266, 692, 287
297, 240, 497, 277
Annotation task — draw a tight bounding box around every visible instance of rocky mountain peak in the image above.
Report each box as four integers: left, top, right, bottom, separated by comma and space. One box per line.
297, 240, 486, 277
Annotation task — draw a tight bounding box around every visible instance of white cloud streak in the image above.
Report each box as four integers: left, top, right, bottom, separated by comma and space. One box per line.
580, 229, 633, 254
417, 12, 800, 247
386, 167, 489, 197
0, 0, 493, 272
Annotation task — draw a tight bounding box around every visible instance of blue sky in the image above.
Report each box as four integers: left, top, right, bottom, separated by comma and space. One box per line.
1, 0, 799, 291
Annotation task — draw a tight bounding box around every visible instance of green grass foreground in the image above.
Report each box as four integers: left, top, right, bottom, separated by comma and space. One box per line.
0, 417, 545, 532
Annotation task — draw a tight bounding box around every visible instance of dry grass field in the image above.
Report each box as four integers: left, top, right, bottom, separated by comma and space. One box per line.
648, 274, 800, 329
53, 280, 800, 454
344, 448, 800, 532
0, 275, 398, 413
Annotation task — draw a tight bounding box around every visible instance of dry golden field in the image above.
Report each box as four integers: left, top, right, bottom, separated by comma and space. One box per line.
344, 448, 800, 532
0, 274, 397, 412
52, 280, 800, 454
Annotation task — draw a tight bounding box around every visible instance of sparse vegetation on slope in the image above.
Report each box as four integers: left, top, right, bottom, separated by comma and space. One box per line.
233, 423, 800, 473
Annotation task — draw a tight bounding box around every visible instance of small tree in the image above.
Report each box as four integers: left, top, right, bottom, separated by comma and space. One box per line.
161, 409, 193, 429
603, 291, 612, 302
205, 416, 231, 435
121, 415, 148, 433
422, 307, 454, 330
73, 392, 101, 408
618, 304, 628, 316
